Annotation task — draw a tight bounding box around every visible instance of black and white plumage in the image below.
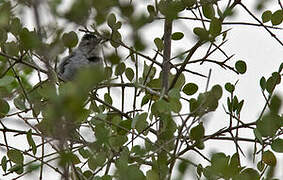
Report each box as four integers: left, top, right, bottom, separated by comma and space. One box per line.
58, 34, 103, 81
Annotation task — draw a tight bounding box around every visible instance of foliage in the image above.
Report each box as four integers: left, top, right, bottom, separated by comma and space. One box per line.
0, 0, 282, 179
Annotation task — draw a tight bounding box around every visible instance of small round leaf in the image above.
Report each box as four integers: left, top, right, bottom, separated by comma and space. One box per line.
235, 60, 247, 74
115, 62, 126, 76
202, 4, 215, 19
154, 38, 164, 51
107, 13, 116, 28
182, 83, 198, 95
260, 77, 266, 90
125, 67, 134, 81
271, 10, 283, 26
262, 150, 276, 166
271, 138, 283, 153
261, 10, 272, 23
0, 98, 10, 116
62, 31, 78, 48
225, 82, 234, 93
7, 149, 24, 164
171, 32, 184, 40
209, 17, 222, 37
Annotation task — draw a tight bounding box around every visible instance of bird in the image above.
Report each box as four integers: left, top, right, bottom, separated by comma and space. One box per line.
58, 33, 103, 81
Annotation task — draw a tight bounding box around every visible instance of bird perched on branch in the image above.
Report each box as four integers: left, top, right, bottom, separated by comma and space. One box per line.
58, 34, 103, 81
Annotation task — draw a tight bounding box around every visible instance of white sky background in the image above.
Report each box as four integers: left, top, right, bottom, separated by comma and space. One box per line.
0, 0, 283, 179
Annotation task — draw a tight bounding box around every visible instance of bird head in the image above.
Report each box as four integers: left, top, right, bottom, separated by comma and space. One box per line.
78, 34, 102, 51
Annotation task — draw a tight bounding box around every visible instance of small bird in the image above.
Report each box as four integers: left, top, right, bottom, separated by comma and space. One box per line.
58, 34, 103, 81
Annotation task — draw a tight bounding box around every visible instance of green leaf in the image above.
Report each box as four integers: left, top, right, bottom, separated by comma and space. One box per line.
189, 122, 204, 142
210, 152, 229, 175
154, 37, 164, 51
147, 5, 156, 16
1, 156, 7, 172
104, 93, 113, 105
0, 98, 9, 117
7, 149, 24, 164
271, 138, 283, 153
253, 128, 263, 144
117, 120, 132, 135
172, 73, 186, 90
0, 28, 7, 43
146, 170, 159, 180
158, 0, 182, 19
270, 95, 281, 114
110, 30, 122, 48
278, 62, 283, 72
70, 154, 81, 165
256, 114, 281, 137
13, 95, 26, 110
62, 31, 78, 48
135, 113, 148, 134
271, 72, 281, 84
141, 94, 151, 107
19, 28, 40, 50
105, 66, 113, 79
0, 75, 14, 86
229, 153, 240, 175
109, 135, 128, 148
236, 99, 244, 114
235, 60, 247, 74
168, 88, 181, 99
9, 17, 22, 36
266, 76, 276, 94
168, 97, 182, 113
125, 67, 134, 81
95, 152, 107, 166
178, 160, 188, 174
59, 151, 81, 166
148, 79, 161, 89
261, 10, 272, 23
171, 32, 184, 40
257, 161, 265, 171
202, 4, 215, 19
197, 164, 203, 177
118, 165, 146, 180
182, 0, 197, 8
182, 83, 198, 95
260, 77, 266, 90
189, 98, 199, 113
8, 164, 23, 174
237, 168, 260, 180
271, 10, 283, 26
209, 17, 222, 37
78, 148, 90, 159
115, 62, 126, 76
88, 157, 97, 170
26, 129, 37, 155
211, 85, 223, 100
262, 150, 276, 166
112, 21, 122, 31
108, 53, 120, 64
151, 99, 170, 115
37, 81, 57, 99
225, 82, 234, 93
107, 13, 116, 28
4, 41, 19, 56
0, 87, 9, 98
193, 27, 209, 41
